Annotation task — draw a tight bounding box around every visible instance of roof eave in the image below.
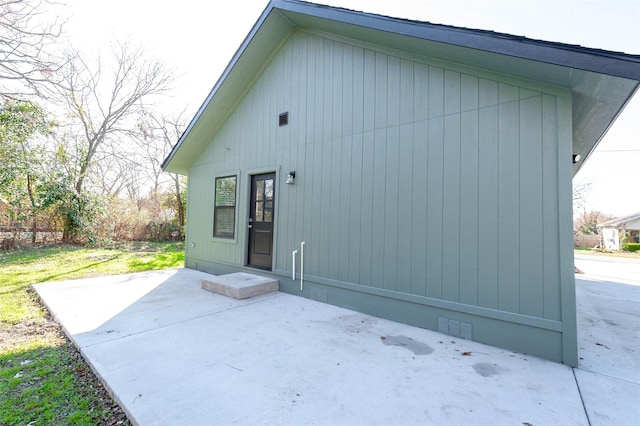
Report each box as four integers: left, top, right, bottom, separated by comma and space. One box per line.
573, 81, 640, 176
163, 0, 640, 176
599, 212, 640, 228
277, 0, 640, 80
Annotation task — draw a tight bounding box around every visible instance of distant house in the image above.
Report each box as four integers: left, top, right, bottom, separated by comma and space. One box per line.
163, 0, 640, 366
599, 212, 640, 250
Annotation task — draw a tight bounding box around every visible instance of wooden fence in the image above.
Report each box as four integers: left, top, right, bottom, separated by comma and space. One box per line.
574, 234, 600, 248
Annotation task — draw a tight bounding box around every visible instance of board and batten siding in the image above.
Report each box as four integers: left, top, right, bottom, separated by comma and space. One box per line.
185, 30, 575, 363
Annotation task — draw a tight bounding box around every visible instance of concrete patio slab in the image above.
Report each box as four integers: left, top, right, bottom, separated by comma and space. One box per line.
574, 368, 640, 426
574, 272, 640, 426
575, 276, 640, 380
33, 268, 279, 349
32, 264, 639, 426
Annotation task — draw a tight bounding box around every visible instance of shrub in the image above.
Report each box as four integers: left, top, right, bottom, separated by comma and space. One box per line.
624, 243, 640, 252
144, 220, 182, 242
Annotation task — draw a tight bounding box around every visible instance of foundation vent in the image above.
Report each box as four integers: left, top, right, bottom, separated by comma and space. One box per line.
310, 287, 328, 303
438, 317, 473, 340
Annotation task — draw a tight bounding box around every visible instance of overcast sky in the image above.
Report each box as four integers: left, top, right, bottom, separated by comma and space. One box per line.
60, 0, 640, 217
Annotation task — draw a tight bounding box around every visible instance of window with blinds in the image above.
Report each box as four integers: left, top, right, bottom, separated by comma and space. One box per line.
213, 175, 237, 239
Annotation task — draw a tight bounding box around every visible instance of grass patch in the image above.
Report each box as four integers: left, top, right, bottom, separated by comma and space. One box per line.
0, 336, 121, 425
0, 241, 184, 425
0, 243, 184, 325
574, 248, 640, 259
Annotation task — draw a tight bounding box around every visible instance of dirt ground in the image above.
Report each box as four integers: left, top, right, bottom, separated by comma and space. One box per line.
1, 298, 131, 425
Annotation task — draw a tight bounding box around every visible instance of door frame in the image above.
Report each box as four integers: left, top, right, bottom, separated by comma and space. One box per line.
244, 168, 279, 270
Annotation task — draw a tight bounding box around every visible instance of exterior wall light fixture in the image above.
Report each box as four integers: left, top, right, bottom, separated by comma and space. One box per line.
572, 154, 581, 164
286, 171, 296, 184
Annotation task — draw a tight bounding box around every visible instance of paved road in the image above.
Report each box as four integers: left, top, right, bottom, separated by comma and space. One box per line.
575, 253, 640, 284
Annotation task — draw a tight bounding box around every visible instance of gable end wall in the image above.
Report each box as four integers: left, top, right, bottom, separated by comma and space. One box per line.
184, 31, 577, 365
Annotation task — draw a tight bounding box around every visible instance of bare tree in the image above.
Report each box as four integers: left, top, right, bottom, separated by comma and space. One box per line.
574, 209, 614, 235
135, 108, 187, 227
56, 41, 174, 195
0, 0, 64, 98
572, 180, 591, 212
89, 151, 141, 198
51, 41, 174, 241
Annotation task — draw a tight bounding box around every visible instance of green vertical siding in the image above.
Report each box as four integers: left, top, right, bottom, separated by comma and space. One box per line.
477, 105, 499, 310
542, 95, 562, 321
397, 123, 413, 295
410, 120, 427, 297
184, 29, 574, 364
520, 94, 544, 317
426, 117, 444, 300
460, 108, 479, 306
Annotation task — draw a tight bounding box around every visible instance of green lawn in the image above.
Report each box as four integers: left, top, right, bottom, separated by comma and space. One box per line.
0, 242, 184, 425
574, 247, 640, 259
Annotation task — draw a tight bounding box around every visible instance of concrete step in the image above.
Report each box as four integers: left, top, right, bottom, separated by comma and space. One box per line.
201, 272, 279, 300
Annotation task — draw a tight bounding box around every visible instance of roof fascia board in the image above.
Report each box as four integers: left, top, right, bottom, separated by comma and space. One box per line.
599, 212, 640, 228
164, 0, 640, 175
277, 0, 640, 80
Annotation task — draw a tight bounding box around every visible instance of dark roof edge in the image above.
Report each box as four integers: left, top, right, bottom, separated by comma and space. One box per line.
163, 0, 640, 172
279, 0, 640, 80
599, 211, 640, 227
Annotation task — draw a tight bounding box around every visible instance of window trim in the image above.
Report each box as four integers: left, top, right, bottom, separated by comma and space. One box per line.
213, 174, 238, 240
